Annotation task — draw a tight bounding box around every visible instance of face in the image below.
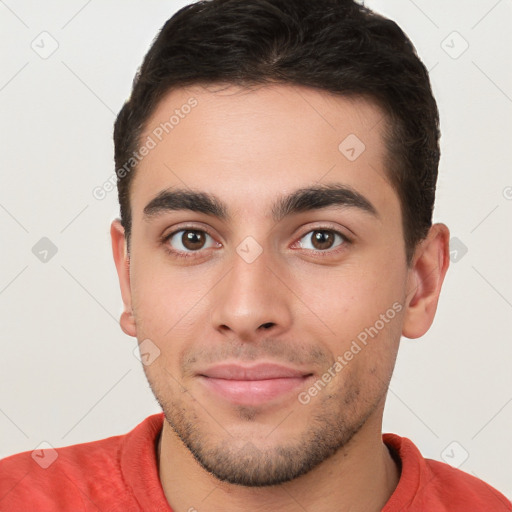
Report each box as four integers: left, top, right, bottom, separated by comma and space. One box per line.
113, 83, 422, 486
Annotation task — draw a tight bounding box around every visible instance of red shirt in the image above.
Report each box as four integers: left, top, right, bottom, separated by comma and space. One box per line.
1, 413, 510, 511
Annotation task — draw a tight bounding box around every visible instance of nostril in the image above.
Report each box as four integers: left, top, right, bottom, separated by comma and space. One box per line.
260, 322, 274, 330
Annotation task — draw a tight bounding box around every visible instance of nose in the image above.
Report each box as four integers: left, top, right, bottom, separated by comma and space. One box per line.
209, 245, 293, 341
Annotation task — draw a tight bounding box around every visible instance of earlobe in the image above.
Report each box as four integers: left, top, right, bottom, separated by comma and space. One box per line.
402, 223, 450, 339
110, 219, 137, 338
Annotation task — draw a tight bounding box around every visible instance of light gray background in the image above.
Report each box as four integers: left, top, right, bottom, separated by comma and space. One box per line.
1, 0, 511, 499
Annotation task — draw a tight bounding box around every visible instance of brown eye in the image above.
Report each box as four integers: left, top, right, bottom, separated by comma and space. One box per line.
182, 230, 206, 250
167, 229, 216, 253
311, 231, 335, 250
298, 229, 346, 251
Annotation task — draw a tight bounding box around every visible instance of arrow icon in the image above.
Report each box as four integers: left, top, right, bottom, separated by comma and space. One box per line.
135, 339, 161, 366
31, 442, 58, 468
440, 31, 469, 60
236, 236, 263, 263
441, 440, 469, 468
449, 237, 468, 262
31, 31, 59, 60
339, 134, 365, 161
32, 237, 58, 263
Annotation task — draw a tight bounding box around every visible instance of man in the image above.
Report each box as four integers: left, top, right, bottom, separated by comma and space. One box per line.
1, 0, 510, 510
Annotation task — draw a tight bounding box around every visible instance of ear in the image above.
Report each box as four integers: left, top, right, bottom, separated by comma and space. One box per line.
402, 223, 450, 339
111, 219, 137, 337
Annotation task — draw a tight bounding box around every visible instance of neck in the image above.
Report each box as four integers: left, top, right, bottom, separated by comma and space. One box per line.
157, 414, 400, 512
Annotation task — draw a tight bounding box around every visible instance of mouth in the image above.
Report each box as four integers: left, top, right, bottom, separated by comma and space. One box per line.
197, 363, 314, 406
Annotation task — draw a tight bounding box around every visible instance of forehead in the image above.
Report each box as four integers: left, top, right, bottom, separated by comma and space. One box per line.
130, 83, 398, 221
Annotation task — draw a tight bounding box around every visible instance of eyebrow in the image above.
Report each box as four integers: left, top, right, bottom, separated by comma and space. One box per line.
142, 183, 378, 222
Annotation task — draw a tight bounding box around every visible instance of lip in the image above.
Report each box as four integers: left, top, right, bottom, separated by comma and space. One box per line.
197, 363, 314, 406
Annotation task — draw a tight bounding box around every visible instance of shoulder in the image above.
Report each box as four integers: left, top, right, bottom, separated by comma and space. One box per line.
0, 414, 164, 511
383, 433, 512, 512
424, 457, 512, 511
0, 433, 125, 511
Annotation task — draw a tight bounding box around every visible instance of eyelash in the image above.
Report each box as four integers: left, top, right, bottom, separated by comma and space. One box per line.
292, 229, 352, 259
161, 225, 352, 260
161, 226, 218, 260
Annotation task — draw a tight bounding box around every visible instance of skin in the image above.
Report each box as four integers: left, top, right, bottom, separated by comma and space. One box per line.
111, 83, 450, 512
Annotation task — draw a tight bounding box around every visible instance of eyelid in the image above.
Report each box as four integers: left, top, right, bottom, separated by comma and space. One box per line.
160, 223, 353, 259
293, 223, 354, 245
162, 223, 220, 242
289, 225, 353, 259
168, 229, 216, 248
161, 224, 222, 259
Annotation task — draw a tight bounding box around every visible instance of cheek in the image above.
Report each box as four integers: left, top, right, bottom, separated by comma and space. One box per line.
291, 257, 406, 337
129, 253, 209, 337
319, 309, 403, 413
